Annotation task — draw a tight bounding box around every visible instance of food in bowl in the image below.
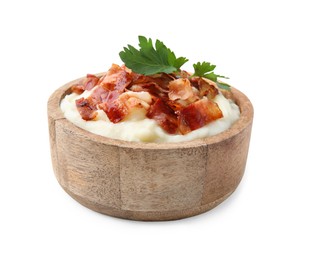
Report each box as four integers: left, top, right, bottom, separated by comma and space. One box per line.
61, 36, 240, 143
48, 36, 253, 221
61, 65, 240, 142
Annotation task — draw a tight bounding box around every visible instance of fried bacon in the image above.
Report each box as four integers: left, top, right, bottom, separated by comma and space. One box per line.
98, 64, 131, 92
190, 77, 219, 100
98, 100, 128, 123
131, 72, 173, 90
168, 78, 194, 101
75, 97, 98, 121
147, 98, 179, 134
178, 99, 223, 134
129, 72, 172, 99
98, 91, 152, 123
71, 64, 227, 135
130, 82, 168, 100
71, 74, 100, 94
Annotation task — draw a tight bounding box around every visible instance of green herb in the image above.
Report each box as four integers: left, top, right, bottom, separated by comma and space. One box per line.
192, 62, 230, 90
216, 82, 231, 91
119, 36, 231, 90
119, 36, 188, 75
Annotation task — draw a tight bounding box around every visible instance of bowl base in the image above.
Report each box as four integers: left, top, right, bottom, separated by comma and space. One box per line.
63, 186, 234, 221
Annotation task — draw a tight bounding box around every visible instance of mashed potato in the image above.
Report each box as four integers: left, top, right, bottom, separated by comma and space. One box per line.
61, 86, 240, 143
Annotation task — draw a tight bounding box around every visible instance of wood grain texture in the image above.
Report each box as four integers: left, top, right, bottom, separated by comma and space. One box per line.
47, 75, 253, 221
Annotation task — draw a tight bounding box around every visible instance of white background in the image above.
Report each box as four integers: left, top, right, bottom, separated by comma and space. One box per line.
1, 0, 310, 259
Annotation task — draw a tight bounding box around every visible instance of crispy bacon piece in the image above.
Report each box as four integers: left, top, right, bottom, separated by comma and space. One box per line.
178, 99, 223, 134
75, 97, 98, 121
147, 98, 179, 134
71, 84, 84, 95
148, 73, 174, 90
89, 86, 107, 103
190, 77, 219, 100
83, 64, 132, 123
98, 100, 128, 123
166, 100, 186, 113
98, 92, 151, 123
98, 64, 131, 92
132, 72, 172, 86
84, 74, 100, 90
130, 71, 149, 84
88, 87, 119, 105
71, 74, 100, 94
130, 82, 168, 100
168, 78, 194, 101
130, 72, 173, 93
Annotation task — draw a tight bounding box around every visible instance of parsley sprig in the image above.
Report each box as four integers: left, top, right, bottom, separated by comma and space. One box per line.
119, 36, 188, 75
119, 36, 231, 90
192, 62, 231, 90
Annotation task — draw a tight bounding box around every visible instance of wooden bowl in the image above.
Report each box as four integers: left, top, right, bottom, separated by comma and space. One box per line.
48, 75, 253, 221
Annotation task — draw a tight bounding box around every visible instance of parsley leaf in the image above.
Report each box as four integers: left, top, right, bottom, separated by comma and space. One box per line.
192, 62, 230, 90
193, 62, 216, 76
216, 82, 231, 91
119, 36, 188, 75
119, 36, 231, 90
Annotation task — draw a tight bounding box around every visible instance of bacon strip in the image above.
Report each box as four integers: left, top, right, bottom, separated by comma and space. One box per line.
71, 74, 100, 94
130, 82, 168, 100
98, 64, 131, 92
87, 64, 133, 122
168, 78, 194, 101
98, 100, 128, 123
190, 77, 219, 99
98, 92, 151, 123
147, 98, 178, 134
131, 72, 173, 90
178, 99, 223, 134
75, 97, 98, 121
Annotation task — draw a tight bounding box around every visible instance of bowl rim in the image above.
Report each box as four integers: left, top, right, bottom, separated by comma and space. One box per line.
48, 74, 254, 150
